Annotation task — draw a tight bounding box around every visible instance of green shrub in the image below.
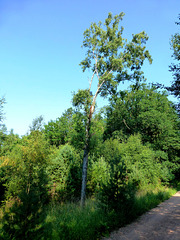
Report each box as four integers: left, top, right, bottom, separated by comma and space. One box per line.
87, 156, 111, 195
102, 135, 173, 190
47, 144, 82, 202
1, 168, 48, 240
98, 160, 137, 217
0, 132, 49, 240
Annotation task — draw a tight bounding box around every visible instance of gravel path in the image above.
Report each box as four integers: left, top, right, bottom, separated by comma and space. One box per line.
102, 191, 180, 240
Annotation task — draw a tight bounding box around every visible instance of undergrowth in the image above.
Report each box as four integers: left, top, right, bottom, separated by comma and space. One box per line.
42, 185, 176, 240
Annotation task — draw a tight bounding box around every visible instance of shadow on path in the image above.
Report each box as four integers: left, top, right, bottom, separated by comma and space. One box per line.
103, 191, 180, 240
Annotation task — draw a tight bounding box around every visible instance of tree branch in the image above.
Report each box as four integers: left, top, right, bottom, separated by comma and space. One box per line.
98, 69, 112, 89
89, 70, 95, 90
93, 50, 100, 81
123, 119, 131, 130
91, 69, 112, 114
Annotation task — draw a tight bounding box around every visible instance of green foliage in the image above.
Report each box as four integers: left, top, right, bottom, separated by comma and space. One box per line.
0, 130, 20, 157
89, 111, 106, 157
47, 144, 82, 201
119, 135, 173, 186
168, 14, 180, 111
98, 160, 136, 214
42, 186, 176, 240
72, 89, 92, 114
0, 132, 50, 239
105, 84, 179, 144
133, 186, 176, 218
44, 108, 85, 150
101, 135, 173, 190
0, 130, 21, 205
80, 12, 152, 97
0, 12, 179, 240
0, 132, 50, 199
1, 168, 48, 240
44, 108, 74, 146
44, 200, 106, 240
101, 138, 122, 165
78, 12, 152, 206
70, 112, 86, 150
29, 115, 44, 132
104, 84, 180, 175
97, 135, 173, 220
87, 156, 111, 195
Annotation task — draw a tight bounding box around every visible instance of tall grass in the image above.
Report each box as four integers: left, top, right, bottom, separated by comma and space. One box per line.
43, 199, 107, 240
42, 185, 176, 240
130, 185, 176, 219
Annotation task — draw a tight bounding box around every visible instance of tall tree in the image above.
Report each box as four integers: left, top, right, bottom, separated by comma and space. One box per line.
73, 12, 152, 206
168, 14, 180, 112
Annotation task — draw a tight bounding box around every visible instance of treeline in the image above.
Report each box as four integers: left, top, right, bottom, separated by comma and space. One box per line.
0, 84, 179, 239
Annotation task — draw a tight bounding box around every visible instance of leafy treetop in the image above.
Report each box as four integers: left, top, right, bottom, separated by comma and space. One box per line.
80, 12, 152, 98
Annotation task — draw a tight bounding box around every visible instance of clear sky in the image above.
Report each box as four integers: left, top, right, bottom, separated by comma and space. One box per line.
0, 0, 179, 135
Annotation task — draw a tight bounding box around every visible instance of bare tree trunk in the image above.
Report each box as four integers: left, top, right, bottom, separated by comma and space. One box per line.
80, 82, 101, 207
80, 143, 89, 207
80, 116, 91, 207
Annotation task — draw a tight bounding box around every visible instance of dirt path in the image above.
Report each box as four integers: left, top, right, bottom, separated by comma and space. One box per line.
102, 191, 180, 240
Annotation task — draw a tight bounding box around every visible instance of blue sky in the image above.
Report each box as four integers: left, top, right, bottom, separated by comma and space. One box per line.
0, 0, 179, 135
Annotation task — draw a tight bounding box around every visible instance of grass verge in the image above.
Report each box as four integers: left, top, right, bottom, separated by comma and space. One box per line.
42, 185, 177, 240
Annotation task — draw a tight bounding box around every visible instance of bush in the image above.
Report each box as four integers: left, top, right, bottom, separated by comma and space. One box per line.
98, 160, 136, 216
102, 135, 173, 189
97, 134, 174, 224
87, 156, 111, 195
0, 132, 49, 240
1, 168, 48, 240
47, 144, 82, 202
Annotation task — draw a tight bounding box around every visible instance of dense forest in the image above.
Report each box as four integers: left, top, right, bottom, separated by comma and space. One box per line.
0, 13, 180, 240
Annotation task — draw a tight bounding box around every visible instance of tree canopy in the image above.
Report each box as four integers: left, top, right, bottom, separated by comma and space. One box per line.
167, 14, 180, 112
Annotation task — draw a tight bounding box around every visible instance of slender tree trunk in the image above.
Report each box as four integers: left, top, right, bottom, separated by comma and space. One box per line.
80, 142, 89, 207
80, 110, 92, 207
80, 89, 98, 207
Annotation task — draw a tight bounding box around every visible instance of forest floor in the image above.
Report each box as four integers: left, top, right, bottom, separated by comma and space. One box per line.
102, 191, 180, 240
